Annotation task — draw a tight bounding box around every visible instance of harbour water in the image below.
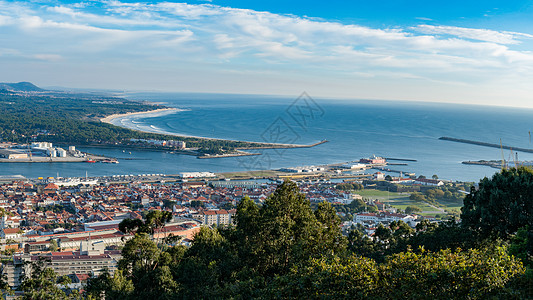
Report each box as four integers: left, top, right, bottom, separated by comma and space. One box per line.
2, 92, 533, 182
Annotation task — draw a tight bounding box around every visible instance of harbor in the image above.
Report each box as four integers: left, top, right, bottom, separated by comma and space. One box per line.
6, 155, 421, 185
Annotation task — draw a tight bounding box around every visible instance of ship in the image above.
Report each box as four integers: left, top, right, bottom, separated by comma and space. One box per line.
101, 159, 119, 164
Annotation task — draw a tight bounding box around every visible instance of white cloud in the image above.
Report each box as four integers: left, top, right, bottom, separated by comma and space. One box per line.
1, 0, 533, 105
0, 14, 13, 26
33, 54, 62, 61
413, 24, 533, 45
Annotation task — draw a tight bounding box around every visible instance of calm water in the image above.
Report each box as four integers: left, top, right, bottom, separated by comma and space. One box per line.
2, 92, 533, 182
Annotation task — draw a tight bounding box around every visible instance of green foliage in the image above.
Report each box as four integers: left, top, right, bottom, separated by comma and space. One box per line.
331, 197, 367, 216
118, 218, 144, 235
190, 200, 205, 208
404, 205, 422, 214
509, 226, 533, 268
0, 91, 270, 152
462, 167, 533, 239
86, 180, 531, 299
269, 245, 524, 299
245, 181, 346, 276
118, 210, 172, 237
267, 254, 380, 298
409, 191, 426, 201
335, 182, 363, 191
86, 269, 134, 300
19, 257, 79, 299
0, 272, 13, 297
380, 246, 524, 299
49, 239, 58, 252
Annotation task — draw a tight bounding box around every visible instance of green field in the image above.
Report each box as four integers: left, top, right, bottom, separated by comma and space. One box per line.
355, 189, 463, 216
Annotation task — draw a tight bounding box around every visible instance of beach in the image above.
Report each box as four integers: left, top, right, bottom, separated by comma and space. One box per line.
100, 107, 180, 124
99, 107, 328, 149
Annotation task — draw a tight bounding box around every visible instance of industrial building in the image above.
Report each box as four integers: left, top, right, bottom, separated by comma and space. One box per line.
0, 149, 28, 159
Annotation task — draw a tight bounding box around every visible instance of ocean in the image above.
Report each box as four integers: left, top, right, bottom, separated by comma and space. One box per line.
3, 92, 533, 182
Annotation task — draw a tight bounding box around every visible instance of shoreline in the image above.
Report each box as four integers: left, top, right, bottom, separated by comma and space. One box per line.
100, 108, 329, 150
100, 107, 180, 124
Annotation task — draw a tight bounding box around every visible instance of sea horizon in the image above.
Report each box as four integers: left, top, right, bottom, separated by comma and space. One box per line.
2, 92, 531, 182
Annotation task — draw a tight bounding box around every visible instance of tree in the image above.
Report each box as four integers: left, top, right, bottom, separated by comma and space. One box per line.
462, 167, 533, 239
85, 269, 134, 300
118, 233, 161, 276
49, 239, 59, 252
19, 257, 75, 300
409, 192, 426, 202
0, 273, 13, 297
118, 218, 144, 235
385, 175, 393, 181
404, 205, 422, 214
432, 174, 439, 180
190, 200, 204, 208
268, 245, 525, 299
118, 210, 172, 242
163, 200, 176, 209
249, 180, 346, 276
509, 226, 533, 269
380, 246, 525, 299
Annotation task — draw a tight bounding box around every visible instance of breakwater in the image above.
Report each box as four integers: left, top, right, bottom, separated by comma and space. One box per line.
439, 137, 533, 154
385, 157, 417, 162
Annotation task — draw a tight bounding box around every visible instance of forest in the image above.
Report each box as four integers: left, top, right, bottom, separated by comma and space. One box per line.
0, 90, 267, 152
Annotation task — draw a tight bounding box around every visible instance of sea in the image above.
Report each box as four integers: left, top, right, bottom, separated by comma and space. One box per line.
3, 92, 533, 182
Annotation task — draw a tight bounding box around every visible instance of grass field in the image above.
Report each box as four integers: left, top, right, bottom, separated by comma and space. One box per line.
355, 189, 463, 216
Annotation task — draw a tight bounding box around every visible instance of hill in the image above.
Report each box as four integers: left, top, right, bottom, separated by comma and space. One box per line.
0, 81, 45, 92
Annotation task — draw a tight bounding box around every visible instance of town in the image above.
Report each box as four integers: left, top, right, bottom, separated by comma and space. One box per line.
0, 159, 469, 292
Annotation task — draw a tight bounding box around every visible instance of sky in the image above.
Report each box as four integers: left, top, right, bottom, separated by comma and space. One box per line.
1, 0, 533, 107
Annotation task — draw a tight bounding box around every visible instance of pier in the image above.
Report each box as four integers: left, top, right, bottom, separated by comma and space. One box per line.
439, 137, 533, 154
385, 157, 417, 162
238, 139, 328, 150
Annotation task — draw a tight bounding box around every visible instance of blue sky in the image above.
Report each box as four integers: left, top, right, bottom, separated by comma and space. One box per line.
1, 0, 533, 107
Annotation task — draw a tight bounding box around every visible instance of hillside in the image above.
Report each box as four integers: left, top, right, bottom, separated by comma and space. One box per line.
0, 81, 45, 92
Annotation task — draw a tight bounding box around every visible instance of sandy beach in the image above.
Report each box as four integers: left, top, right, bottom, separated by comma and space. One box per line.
99, 107, 328, 149
100, 107, 179, 124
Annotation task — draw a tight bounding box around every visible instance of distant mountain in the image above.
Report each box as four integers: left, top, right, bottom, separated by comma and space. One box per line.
0, 82, 45, 92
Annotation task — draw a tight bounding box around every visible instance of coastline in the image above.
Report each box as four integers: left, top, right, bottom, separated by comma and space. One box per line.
100, 107, 180, 124
100, 108, 329, 150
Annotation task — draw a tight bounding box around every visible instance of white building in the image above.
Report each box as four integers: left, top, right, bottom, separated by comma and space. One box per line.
56, 148, 67, 157
341, 163, 366, 169
31, 142, 53, 149
167, 140, 186, 149
46, 148, 56, 157
414, 178, 444, 186
179, 172, 216, 179
354, 212, 419, 228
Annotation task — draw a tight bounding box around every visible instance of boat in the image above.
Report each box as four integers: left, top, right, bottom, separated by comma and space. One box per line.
102, 159, 119, 164
85, 159, 96, 163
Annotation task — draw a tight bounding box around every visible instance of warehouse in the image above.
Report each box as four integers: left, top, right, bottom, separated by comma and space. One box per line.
0, 149, 28, 159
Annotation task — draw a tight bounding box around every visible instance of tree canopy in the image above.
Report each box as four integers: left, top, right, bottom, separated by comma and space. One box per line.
80, 180, 531, 299
462, 167, 533, 239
